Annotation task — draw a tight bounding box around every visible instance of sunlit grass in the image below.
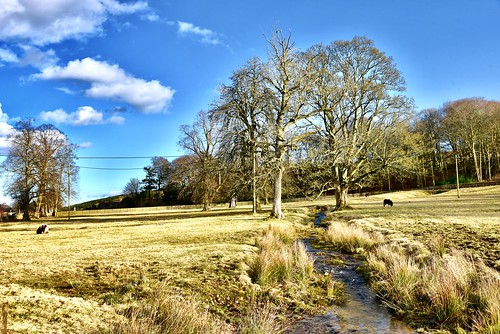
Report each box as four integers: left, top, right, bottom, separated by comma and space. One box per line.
1, 186, 499, 332
0, 207, 272, 332
317, 186, 500, 332
99, 284, 232, 334
320, 220, 383, 253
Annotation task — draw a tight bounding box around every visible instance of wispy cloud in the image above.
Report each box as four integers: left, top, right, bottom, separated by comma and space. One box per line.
0, 0, 149, 46
39, 106, 125, 126
0, 103, 14, 153
78, 141, 93, 149
33, 57, 175, 113
177, 21, 222, 45
0, 48, 18, 65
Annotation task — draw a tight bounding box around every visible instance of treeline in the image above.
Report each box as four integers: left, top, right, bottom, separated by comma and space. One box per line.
3, 32, 499, 218
119, 32, 500, 215
1, 120, 78, 220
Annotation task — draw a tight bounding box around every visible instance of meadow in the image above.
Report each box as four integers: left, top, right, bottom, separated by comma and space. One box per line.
0, 186, 499, 333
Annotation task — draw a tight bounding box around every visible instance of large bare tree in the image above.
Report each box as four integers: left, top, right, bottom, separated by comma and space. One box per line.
178, 111, 222, 211
214, 57, 270, 213
308, 37, 411, 209
263, 30, 316, 218
1, 120, 78, 220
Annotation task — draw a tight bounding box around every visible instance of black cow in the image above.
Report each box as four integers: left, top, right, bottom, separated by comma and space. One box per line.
36, 224, 49, 234
383, 199, 393, 207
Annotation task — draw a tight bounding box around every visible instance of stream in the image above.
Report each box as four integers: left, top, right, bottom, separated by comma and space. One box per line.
285, 213, 416, 334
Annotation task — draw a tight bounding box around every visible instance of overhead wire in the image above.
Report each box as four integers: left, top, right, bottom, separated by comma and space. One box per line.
0, 154, 182, 171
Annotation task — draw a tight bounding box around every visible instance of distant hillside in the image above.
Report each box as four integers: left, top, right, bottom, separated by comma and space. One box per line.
72, 194, 126, 210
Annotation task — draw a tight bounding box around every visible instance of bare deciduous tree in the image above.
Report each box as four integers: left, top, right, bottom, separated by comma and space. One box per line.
178, 111, 222, 211
1, 120, 78, 220
308, 37, 412, 209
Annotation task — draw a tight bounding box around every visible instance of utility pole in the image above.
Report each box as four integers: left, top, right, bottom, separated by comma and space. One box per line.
455, 154, 460, 198
68, 163, 71, 220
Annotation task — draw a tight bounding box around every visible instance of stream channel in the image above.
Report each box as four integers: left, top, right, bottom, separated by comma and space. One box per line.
285, 213, 416, 334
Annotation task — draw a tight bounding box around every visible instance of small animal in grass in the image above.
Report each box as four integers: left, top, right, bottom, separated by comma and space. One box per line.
383, 199, 393, 207
36, 224, 49, 234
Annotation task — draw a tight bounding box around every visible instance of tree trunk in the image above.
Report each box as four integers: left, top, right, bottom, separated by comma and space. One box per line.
22, 189, 31, 221
202, 202, 211, 211
334, 185, 349, 211
472, 142, 482, 182
271, 167, 284, 218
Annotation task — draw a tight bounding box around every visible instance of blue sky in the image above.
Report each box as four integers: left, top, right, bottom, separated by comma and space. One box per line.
0, 0, 499, 204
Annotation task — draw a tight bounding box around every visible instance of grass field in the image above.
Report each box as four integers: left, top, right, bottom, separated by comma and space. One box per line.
330, 186, 500, 270
0, 186, 499, 333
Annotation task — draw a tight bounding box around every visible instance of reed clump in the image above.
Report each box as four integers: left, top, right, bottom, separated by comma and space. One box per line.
239, 301, 282, 334
248, 222, 314, 286
365, 238, 500, 332
321, 221, 383, 253
101, 285, 231, 334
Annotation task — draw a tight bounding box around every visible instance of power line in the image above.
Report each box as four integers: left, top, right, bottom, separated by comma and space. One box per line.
0, 154, 182, 159
1, 154, 183, 171
78, 166, 145, 171
77, 155, 181, 159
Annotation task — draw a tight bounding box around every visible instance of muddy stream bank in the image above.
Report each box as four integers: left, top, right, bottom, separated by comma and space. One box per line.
286, 214, 416, 333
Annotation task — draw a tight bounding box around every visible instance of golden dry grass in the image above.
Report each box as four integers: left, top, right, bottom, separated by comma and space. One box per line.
331, 186, 500, 270
1, 186, 499, 333
317, 185, 500, 332
0, 207, 274, 333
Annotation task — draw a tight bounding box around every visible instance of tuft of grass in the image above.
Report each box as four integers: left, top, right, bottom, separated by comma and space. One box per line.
248, 233, 314, 287
101, 285, 231, 334
239, 301, 282, 334
262, 222, 296, 245
365, 242, 500, 332
366, 244, 421, 312
320, 221, 382, 253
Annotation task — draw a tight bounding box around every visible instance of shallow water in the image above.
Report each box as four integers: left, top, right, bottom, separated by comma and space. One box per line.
286, 237, 416, 334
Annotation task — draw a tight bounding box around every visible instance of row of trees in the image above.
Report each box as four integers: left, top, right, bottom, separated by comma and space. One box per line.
172, 33, 500, 217
5, 33, 496, 219
1, 120, 78, 220
177, 33, 413, 217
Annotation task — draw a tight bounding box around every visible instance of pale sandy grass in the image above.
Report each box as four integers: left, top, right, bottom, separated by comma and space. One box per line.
0, 284, 118, 334
102, 285, 233, 334
321, 221, 384, 253
365, 240, 500, 332
0, 209, 271, 333
248, 224, 314, 286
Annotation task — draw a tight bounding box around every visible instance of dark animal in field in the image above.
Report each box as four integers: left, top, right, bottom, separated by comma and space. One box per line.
36, 224, 49, 234
383, 199, 393, 207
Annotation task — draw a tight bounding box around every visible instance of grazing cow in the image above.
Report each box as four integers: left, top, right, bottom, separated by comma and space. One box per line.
383, 199, 393, 207
36, 224, 49, 234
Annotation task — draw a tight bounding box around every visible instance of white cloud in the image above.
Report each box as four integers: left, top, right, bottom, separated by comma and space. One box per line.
0, 47, 18, 64
78, 141, 93, 149
177, 21, 221, 45
18, 46, 59, 69
39, 106, 125, 126
100, 0, 148, 14
0, 103, 14, 151
0, 0, 149, 46
34, 57, 175, 113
